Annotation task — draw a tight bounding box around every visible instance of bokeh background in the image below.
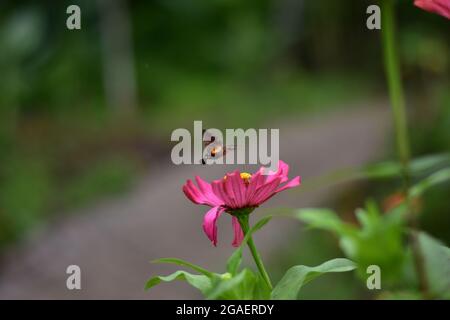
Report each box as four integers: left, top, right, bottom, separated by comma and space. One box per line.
0, 0, 448, 299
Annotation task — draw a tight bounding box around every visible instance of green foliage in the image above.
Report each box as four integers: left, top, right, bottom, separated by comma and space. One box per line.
417, 232, 450, 299
146, 257, 270, 300
147, 216, 356, 300
0, 155, 138, 248
410, 168, 450, 198
207, 269, 270, 300
0, 157, 52, 244
61, 159, 138, 210
146, 216, 273, 299
271, 258, 356, 300
147, 259, 271, 300
301, 153, 450, 192
296, 211, 450, 299
1, 0, 448, 300
145, 271, 211, 294
297, 202, 407, 285
146, 164, 450, 299
295, 165, 450, 297
152, 258, 214, 278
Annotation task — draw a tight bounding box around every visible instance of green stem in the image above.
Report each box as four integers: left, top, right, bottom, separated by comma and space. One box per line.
237, 215, 273, 290
381, 0, 429, 298
381, 0, 411, 190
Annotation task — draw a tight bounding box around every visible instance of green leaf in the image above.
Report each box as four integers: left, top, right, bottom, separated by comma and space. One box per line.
360, 161, 402, 179
358, 153, 449, 179
410, 168, 450, 198
205, 268, 271, 300
417, 232, 450, 299
353, 153, 449, 178
409, 154, 450, 174
152, 258, 214, 278
226, 215, 272, 275
253, 274, 272, 299
149, 216, 273, 300
206, 268, 257, 300
356, 200, 382, 234
271, 258, 357, 300
296, 202, 407, 285
295, 208, 357, 237
145, 270, 212, 294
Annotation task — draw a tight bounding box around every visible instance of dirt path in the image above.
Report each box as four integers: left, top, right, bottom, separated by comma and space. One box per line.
0, 104, 391, 299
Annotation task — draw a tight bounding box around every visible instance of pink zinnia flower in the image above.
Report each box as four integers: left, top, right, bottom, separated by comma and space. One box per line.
414, 0, 450, 19
183, 161, 301, 247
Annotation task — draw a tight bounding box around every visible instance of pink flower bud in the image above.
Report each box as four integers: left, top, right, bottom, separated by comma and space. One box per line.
414, 0, 450, 19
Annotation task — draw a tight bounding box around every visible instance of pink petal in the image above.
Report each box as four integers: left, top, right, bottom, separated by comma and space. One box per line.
212, 180, 233, 208
245, 171, 265, 204
224, 171, 246, 208
195, 176, 223, 206
249, 177, 282, 206
415, 0, 450, 19
182, 180, 206, 204
183, 179, 220, 207
277, 160, 290, 183
259, 176, 301, 204
202, 206, 225, 246
260, 160, 290, 185
221, 172, 238, 208
275, 176, 301, 193
231, 216, 244, 247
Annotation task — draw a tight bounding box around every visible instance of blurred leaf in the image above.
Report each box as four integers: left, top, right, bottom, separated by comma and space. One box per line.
417, 232, 450, 299
296, 202, 407, 285
253, 273, 272, 299
152, 258, 214, 278
1, 8, 45, 59
145, 270, 212, 294
301, 153, 450, 192
271, 258, 356, 300
410, 168, 450, 198
226, 215, 272, 275
296, 208, 357, 237
409, 154, 450, 173
225, 249, 241, 276
364, 153, 450, 178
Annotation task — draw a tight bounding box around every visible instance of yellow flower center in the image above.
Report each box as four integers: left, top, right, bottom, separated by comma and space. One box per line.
240, 172, 252, 183
223, 172, 252, 185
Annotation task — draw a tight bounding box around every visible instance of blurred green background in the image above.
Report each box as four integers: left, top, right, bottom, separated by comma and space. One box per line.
0, 0, 448, 299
